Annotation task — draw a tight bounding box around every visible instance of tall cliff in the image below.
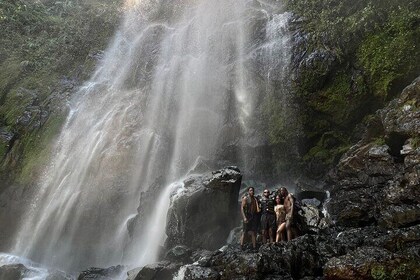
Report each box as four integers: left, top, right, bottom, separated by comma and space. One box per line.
1, 0, 419, 189
0, 0, 123, 190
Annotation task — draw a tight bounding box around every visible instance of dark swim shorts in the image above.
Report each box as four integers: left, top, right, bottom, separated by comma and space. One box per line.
260, 212, 276, 231
243, 215, 259, 233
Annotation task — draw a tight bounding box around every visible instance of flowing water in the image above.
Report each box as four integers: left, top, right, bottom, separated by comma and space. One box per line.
7, 0, 294, 276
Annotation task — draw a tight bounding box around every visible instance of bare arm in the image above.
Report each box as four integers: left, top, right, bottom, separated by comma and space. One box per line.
241, 197, 247, 222
289, 194, 294, 218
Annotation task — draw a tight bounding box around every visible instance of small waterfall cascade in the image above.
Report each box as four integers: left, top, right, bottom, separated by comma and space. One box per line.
8, 0, 294, 275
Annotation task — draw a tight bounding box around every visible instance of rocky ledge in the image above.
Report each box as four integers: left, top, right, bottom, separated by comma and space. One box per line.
121, 77, 420, 279
328, 76, 420, 228
43, 76, 419, 280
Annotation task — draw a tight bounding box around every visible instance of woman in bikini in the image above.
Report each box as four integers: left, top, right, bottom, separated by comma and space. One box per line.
274, 195, 286, 242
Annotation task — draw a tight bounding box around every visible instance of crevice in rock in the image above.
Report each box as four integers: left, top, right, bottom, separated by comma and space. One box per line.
399, 219, 420, 229
386, 132, 409, 163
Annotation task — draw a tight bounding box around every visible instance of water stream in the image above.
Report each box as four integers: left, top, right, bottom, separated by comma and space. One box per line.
7, 0, 293, 276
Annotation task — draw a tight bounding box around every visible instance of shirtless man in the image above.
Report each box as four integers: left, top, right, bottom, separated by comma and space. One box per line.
279, 187, 296, 241
240, 187, 260, 250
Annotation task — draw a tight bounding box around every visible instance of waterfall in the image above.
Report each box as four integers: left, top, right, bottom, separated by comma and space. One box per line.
8, 0, 293, 275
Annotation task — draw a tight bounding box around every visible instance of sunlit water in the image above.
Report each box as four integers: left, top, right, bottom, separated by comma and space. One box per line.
6, 0, 293, 277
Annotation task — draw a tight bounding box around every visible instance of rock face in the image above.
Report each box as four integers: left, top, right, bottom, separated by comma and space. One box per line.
163, 224, 419, 280
165, 167, 242, 251
324, 246, 416, 280
0, 264, 29, 280
327, 76, 420, 228
130, 261, 181, 280
77, 265, 124, 280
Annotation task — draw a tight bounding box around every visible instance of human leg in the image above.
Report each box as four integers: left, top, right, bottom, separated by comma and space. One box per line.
286, 219, 294, 241
249, 231, 256, 249
279, 222, 286, 241
268, 213, 276, 243
260, 214, 267, 243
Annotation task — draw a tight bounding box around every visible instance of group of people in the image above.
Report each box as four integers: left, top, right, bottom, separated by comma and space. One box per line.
240, 186, 299, 250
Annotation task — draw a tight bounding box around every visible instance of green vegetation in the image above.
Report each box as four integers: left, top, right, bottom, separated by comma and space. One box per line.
18, 113, 66, 185
275, 0, 420, 176
371, 261, 420, 280
0, 0, 122, 188
357, 8, 420, 98
410, 137, 420, 149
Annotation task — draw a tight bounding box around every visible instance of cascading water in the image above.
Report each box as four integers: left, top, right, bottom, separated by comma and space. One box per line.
7, 0, 294, 276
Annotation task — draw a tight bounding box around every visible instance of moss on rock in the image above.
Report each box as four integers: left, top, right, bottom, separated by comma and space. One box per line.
0, 0, 123, 189
356, 7, 420, 98
281, 0, 420, 175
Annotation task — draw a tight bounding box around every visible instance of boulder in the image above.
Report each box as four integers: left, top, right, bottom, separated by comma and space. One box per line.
165, 167, 242, 250
175, 265, 219, 280
0, 264, 29, 280
295, 48, 338, 92
295, 181, 327, 203
77, 265, 124, 280
208, 247, 264, 279
327, 76, 420, 228
155, 224, 419, 279
165, 245, 192, 263
127, 177, 164, 238
299, 204, 328, 232
46, 270, 73, 280
130, 261, 181, 280
380, 76, 420, 136
324, 247, 417, 280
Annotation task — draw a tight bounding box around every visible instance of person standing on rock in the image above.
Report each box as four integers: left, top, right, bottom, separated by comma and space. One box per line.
274, 194, 286, 242
260, 189, 276, 243
279, 187, 297, 241
240, 186, 260, 250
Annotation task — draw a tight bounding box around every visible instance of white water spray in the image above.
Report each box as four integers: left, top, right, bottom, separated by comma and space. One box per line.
8, 0, 293, 275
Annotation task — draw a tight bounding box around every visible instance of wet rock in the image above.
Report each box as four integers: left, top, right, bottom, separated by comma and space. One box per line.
208, 247, 264, 279
77, 265, 124, 280
186, 156, 216, 175
378, 204, 420, 228
295, 49, 337, 91
380, 76, 420, 136
300, 204, 327, 232
19, 60, 34, 72
327, 76, 420, 228
0, 127, 14, 143
157, 224, 420, 279
177, 265, 219, 280
0, 263, 29, 280
295, 181, 327, 203
165, 245, 192, 263
259, 235, 323, 279
127, 177, 164, 238
46, 270, 73, 280
336, 143, 397, 181
190, 249, 214, 266
132, 261, 181, 280
165, 167, 241, 250
184, 235, 323, 279
225, 226, 242, 246
329, 225, 420, 259
126, 267, 142, 280
17, 106, 49, 130
324, 247, 414, 280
